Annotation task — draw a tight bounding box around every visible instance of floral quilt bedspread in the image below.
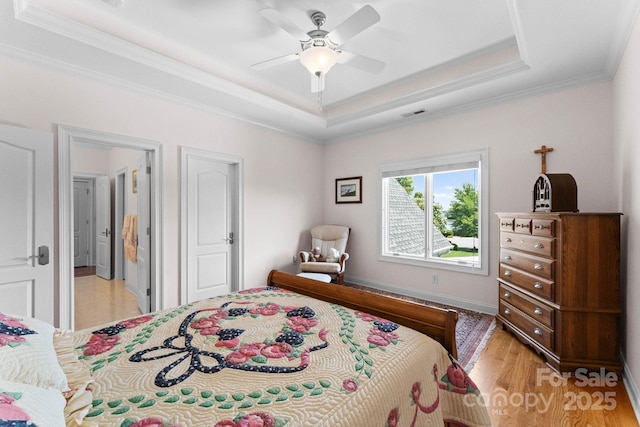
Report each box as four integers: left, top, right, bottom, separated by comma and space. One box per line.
71, 287, 491, 427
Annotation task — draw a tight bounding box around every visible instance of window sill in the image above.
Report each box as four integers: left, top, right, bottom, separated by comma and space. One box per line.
378, 254, 488, 275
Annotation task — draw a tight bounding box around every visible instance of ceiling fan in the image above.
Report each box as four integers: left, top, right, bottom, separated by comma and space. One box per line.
252, 5, 386, 93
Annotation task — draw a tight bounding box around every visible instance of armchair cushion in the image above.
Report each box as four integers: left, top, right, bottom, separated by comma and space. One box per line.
300, 261, 342, 274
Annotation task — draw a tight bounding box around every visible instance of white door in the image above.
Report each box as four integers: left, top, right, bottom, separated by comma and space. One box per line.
95, 175, 111, 279
136, 154, 150, 313
0, 124, 54, 323
73, 179, 90, 267
185, 156, 235, 303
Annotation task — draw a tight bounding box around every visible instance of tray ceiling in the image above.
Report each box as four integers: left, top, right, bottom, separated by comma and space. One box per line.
4, 0, 639, 143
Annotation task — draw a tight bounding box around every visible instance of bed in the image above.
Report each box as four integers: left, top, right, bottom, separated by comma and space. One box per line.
0, 271, 491, 426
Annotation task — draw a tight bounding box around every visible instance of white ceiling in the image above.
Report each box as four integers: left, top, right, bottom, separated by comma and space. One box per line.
3, 0, 639, 143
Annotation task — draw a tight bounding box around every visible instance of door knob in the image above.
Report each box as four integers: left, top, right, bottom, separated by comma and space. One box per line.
222, 232, 234, 244
28, 246, 49, 265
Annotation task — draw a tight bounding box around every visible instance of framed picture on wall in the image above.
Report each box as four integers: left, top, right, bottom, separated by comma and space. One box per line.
336, 176, 362, 204
132, 170, 138, 193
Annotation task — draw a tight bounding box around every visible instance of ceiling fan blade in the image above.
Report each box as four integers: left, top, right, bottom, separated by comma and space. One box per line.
327, 5, 380, 46
259, 8, 311, 41
251, 53, 300, 70
336, 50, 385, 74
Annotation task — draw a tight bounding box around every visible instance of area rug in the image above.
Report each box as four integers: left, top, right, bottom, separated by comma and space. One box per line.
455, 312, 495, 372
343, 283, 495, 371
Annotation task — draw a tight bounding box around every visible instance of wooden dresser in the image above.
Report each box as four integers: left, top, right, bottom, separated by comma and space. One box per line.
496, 212, 621, 373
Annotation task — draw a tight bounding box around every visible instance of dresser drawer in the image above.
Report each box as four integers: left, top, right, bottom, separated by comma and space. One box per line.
499, 283, 554, 328
500, 231, 555, 258
499, 217, 514, 232
500, 249, 554, 280
499, 300, 554, 351
514, 218, 532, 234
499, 266, 554, 301
532, 219, 555, 237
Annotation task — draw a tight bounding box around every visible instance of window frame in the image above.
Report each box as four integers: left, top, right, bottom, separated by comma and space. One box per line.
378, 148, 489, 275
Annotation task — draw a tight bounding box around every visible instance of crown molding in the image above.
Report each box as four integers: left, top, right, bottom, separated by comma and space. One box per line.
7, 0, 637, 146
12, 0, 324, 127
326, 59, 530, 129
0, 41, 323, 145
322, 70, 612, 145
505, 0, 530, 65
604, 0, 640, 78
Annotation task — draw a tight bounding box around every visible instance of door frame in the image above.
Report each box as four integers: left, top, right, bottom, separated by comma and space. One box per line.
58, 125, 163, 330
113, 167, 127, 281
180, 147, 243, 304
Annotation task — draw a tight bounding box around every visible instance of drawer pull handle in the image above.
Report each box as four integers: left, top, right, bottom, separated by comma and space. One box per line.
534, 308, 543, 315
534, 243, 544, 249
504, 238, 512, 243
534, 263, 543, 270
504, 291, 511, 298
504, 308, 511, 315
504, 271, 512, 277
533, 328, 543, 335
504, 255, 512, 260
534, 282, 543, 289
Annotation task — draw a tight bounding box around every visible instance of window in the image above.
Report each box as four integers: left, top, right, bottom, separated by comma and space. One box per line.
378, 148, 488, 275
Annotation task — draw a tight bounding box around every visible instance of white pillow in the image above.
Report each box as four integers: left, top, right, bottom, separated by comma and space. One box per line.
326, 247, 340, 262
0, 312, 69, 391
0, 379, 66, 426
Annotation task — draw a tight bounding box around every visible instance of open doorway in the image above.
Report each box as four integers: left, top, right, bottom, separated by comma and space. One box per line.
58, 125, 163, 331
71, 146, 149, 329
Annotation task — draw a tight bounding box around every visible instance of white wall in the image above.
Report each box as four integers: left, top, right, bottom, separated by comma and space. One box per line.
73, 146, 110, 175
325, 82, 615, 311
613, 10, 640, 415
0, 55, 325, 311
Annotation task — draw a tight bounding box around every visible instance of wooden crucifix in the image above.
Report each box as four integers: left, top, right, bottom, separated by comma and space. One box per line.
534, 145, 554, 174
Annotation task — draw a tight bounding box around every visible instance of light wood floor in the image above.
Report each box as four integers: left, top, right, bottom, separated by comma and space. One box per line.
74, 275, 141, 330
470, 327, 639, 426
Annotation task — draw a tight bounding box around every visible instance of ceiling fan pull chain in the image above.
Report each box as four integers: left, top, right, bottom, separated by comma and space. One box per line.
317, 72, 323, 111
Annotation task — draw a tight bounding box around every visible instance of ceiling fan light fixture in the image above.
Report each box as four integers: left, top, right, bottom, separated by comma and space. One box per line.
299, 46, 338, 76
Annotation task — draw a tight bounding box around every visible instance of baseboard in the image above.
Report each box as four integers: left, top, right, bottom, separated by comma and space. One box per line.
344, 275, 498, 315
621, 352, 640, 424
125, 279, 136, 295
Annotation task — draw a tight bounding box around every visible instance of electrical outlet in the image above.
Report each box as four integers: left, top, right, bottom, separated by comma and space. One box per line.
431, 274, 438, 284
292, 255, 297, 264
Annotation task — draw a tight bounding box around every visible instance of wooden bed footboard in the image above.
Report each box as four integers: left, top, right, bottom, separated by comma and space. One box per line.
267, 270, 458, 358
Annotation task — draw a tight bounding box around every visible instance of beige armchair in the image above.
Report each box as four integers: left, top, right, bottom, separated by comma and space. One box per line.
299, 225, 350, 284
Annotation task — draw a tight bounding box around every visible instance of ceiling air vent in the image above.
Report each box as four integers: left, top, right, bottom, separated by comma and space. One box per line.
401, 109, 426, 118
